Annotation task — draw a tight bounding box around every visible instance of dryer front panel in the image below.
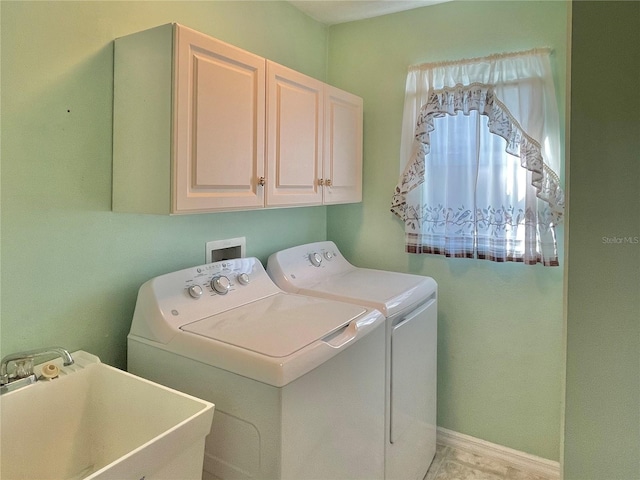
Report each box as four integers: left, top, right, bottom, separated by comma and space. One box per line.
388, 295, 437, 479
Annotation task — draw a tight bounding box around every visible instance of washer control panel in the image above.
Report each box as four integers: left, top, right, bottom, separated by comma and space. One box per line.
182, 258, 260, 300
130, 257, 283, 344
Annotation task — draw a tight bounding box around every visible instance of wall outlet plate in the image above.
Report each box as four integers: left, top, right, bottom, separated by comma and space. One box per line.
206, 237, 246, 263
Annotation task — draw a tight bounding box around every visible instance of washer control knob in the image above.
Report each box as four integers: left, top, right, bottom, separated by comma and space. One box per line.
323, 251, 334, 261
237, 273, 250, 285
211, 275, 231, 295
309, 252, 322, 267
188, 284, 204, 299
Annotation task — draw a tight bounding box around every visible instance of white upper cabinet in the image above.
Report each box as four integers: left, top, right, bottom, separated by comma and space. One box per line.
113, 24, 265, 214
266, 61, 324, 207
174, 26, 265, 212
323, 86, 363, 205
113, 23, 362, 214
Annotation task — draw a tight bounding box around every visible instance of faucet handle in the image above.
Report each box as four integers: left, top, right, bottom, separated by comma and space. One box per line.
13, 358, 35, 379
0, 359, 29, 385
0, 358, 35, 384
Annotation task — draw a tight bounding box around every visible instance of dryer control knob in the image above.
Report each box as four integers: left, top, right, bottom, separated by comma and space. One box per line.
324, 251, 334, 261
237, 273, 250, 285
187, 284, 204, 299
211, 275, 231, 295
309, 252, 322, 267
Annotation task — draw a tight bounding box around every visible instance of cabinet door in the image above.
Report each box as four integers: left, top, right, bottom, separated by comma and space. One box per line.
173, 25, 266, 213
323, 86, 363, 205
266, 61, 323, 207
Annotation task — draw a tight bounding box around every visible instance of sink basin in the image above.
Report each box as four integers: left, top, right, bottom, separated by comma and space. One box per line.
1, 351, 214, 480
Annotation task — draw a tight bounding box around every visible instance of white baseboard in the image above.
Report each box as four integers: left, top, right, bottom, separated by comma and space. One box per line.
436, 427, 561, 479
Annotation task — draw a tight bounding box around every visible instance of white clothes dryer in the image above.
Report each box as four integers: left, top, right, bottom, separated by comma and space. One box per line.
267, 242, 438, 480
127, 257, 385, 480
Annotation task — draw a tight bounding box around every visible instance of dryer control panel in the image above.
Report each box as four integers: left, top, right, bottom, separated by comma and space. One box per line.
266, 241, 354, 289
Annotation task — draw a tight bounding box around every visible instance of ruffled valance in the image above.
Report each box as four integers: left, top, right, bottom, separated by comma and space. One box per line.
392, 49, 564, 266
391, 83, 564, 226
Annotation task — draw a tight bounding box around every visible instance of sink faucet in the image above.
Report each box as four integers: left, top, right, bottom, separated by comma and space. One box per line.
0, 347, 74, 386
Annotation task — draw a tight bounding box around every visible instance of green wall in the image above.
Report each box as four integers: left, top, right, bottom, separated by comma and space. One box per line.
0, 1, 328, 368
326, 1, 568, 461
564, 1, 640, 478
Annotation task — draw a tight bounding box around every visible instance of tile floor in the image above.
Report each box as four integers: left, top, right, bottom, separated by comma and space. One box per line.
425, 444, 553, 480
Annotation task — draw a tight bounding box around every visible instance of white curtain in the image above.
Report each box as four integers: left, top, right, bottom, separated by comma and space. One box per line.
391, 49, 564, 265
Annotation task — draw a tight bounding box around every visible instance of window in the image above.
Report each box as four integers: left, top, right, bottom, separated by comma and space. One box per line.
391, 49, 564, 266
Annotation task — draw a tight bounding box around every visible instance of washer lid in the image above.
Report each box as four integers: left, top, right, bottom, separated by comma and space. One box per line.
181, 293, 367, 358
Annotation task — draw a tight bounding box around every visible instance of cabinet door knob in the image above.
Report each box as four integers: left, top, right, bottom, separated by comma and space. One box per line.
258, 177, 265, 186
325, 179, 332, 187
318, 178, 325, 186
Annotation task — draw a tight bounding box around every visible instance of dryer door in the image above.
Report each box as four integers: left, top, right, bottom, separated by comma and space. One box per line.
390, 295, 437, 445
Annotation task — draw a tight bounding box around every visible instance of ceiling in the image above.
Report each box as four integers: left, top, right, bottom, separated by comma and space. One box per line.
288, 0, 452, 25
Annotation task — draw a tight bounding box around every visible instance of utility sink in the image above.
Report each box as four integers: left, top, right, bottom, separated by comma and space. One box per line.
1, 351, 214, 480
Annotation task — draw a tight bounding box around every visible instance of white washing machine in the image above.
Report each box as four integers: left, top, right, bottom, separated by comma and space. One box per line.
267, 242, 438, 480
127, 257, 385, 480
